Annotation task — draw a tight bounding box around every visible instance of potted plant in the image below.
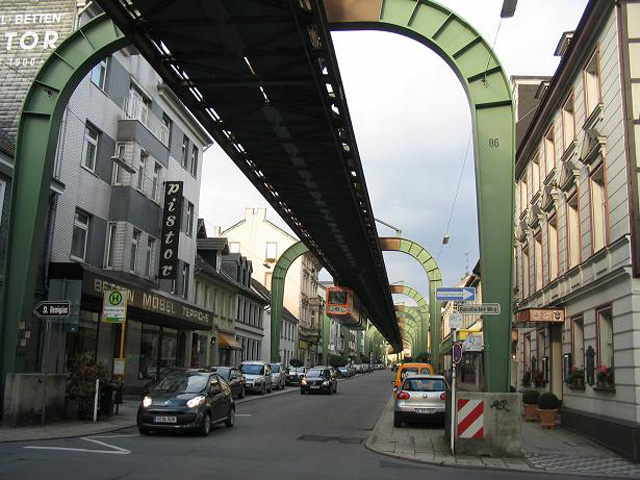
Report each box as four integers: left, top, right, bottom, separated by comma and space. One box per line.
522, 389, 540, 421
66, 351, 108, 420
596, 365, 614, 389
537, 392, 559, 429
521, 370, 532, 387
567, 366, 584, 387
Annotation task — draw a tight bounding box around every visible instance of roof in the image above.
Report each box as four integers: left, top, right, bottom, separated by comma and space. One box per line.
197, 237, 229, 253
0, 127, 15, 157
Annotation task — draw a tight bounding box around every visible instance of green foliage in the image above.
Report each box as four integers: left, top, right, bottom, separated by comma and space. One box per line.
522, 389, 540, 405
289, 358, 303, 368
328, 354, 347, 368
537, 392, 559, 410
66, 351, 108, 420
521, 370, 531, 386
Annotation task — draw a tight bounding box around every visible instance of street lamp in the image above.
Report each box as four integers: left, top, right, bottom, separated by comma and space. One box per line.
500, 0, 518, 18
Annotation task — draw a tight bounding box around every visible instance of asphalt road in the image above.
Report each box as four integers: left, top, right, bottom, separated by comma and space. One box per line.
0, 371, 556, 480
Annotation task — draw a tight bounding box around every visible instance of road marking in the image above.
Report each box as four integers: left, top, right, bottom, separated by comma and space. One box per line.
235, 413, 252, 417
23, 436, 131, 455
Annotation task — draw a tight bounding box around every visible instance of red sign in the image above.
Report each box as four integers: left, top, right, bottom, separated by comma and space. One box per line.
515, 308, 565, 323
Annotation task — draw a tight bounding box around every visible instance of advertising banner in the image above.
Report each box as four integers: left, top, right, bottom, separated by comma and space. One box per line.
0, 0, 77, 134
159, 181, 183, 280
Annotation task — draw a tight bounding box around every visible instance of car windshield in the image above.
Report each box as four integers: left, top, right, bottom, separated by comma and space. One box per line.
338, 367, 347, 371
152, 374, 208, 394
214, 367, 230, 379
240, 364, 264, 375
269, 364, 280, 373
307, 370, 326, 378
400, 368, 419, 379
403, 378, 447, 392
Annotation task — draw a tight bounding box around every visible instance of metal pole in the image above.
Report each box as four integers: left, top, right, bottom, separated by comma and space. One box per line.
40, 318, 51, 426
451, 361, 456, 454
93, 379, 99, 423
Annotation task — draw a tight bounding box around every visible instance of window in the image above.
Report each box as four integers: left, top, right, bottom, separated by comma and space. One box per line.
523, 333, 531, 371
521, 246, 530, 299
181, 135, 189, 168
82, 123, 99, 172
266, 242, 278, 261
90, 57, 108, 90
229, 242, 240, 253
161, 114, 172, 147
265, 271, 272, 289
584, 49, 601, 118
130, 229, 140, 272
152, 162, 161, 202
536, 329, 545, 372
185, 202, 194, 236
534, 233, 542, 291
597, 307, 614, 370
548, 214, 558, 281
71, 210, 90, 260
128, 85, 150, 125
567, 194, 580, 269
531, 156, 540, 196
182, 263, 190, 298
112, 143, 126, 185
590, 166, 607, 253
190, 145, 199, 177
519, 178, 528, 214
544, 127, 555, 178
561, 95, 576, 151
146, 237, 155, 277
572, 317, 584, 368
137, 151, 148, 192
105, 223, 117, 268
0, 179, 6, 228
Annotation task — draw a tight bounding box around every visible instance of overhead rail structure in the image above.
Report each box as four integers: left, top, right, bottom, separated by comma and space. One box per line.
96, 0, 401, 349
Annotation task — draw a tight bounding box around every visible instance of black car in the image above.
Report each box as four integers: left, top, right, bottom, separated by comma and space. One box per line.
300, 367, 338, 395
137, 371, 235, 436
209, 366, 246, 399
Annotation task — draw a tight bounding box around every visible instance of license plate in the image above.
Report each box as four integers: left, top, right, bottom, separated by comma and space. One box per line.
154, 416, 177, 423
414, 408, 435, 414
310, 385, 320, 389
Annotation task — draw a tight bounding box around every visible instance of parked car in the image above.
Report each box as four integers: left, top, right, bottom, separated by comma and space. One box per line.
286, 366, 308, 385
300, 366, 338, 395
393, 362, 435, 391
137, 370, 235, 436
268, 362, 286, 390
393, 375, 448, 427
208, 366, 246, 399
239, 361, 273, 394
337, 366, 352, 378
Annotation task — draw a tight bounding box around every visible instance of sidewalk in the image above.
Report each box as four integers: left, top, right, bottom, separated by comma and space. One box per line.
366, 397, 640, 478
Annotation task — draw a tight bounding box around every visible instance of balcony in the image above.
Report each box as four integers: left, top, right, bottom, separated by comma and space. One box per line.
121, 94, 170, 147
299, 325, 321, 343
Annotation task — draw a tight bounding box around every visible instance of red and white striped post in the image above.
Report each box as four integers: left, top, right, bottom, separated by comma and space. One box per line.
457, 399, 484, 439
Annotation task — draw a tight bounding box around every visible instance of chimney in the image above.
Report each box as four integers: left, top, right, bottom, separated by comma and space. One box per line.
212, 226, 221, 237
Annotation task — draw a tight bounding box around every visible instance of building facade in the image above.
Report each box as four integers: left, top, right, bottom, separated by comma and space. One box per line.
514, 0, 640, 461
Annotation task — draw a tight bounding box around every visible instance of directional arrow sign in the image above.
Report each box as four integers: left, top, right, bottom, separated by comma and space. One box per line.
33, 301, 71, 319
455, 303, 501, 315
435, 287, 476, 302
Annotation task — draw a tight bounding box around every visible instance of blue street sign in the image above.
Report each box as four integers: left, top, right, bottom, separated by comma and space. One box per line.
435, 287, 476, 302
453, 343, 463, 364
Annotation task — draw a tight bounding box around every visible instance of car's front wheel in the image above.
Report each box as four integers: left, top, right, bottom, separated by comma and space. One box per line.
198, 413, 212, 436
225, 408, 235, 428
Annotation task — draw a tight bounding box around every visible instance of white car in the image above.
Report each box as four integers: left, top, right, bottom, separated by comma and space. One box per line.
393, 375, 448, 427
239, 361, 273, 395
268, 362, 286, 390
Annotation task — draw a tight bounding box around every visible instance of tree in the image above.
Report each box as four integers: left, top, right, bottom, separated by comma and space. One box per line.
289, 358, 303, 368
328, 354, 347, 368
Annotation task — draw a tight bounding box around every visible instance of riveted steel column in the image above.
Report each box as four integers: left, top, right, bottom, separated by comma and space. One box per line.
389, 284, 429, 353
270, 241, 310, 362
324, 0, 515, 392
0, 15, 128, 393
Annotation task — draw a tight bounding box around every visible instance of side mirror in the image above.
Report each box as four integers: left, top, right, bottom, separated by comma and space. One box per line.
392, 386, 398, 392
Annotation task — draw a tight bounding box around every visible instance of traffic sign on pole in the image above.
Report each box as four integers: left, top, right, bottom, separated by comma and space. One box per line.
436, 287, 476, 302
455, 303, 501, 315
453, 343, 463, 364
449, 312, 463, 329
33, 301, 71, 318
101, 289, 128, 323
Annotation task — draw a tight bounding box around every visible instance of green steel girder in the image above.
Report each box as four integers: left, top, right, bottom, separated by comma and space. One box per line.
390, 284, 429, 352
270, 241, 310, 362
325, 0, 515, 391
382, 237, 442, 371
0, 15, 128, 389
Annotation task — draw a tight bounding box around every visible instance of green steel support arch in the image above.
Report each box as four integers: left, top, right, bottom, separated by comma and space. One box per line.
396, 310, 420, 353
325, 0, 515, 391
390, 284, 429, 352
270, 241, 310, 362
0, 15, 128, 389
383, 238, 442, 371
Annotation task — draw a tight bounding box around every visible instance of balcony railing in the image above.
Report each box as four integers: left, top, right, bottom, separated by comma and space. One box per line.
122, 95, 170, 147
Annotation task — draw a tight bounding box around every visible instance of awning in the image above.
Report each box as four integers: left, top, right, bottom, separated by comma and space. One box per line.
218, 332, 242, 350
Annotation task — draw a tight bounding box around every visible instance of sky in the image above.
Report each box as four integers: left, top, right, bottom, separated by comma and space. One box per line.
199, 0, 589, 307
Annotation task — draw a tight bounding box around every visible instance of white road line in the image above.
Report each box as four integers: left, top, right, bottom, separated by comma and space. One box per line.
82, 437, 130, 453
87, 434, 140, 439
23, 436, 131, 455
235, 414, 252, 417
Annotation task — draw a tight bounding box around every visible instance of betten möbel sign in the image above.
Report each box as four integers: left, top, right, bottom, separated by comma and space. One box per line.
159, 181, 183, 280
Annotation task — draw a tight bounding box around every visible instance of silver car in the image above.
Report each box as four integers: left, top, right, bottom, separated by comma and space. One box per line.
393, 375, 448, 427
268, 362, 286, 390
239, 361, 273, 395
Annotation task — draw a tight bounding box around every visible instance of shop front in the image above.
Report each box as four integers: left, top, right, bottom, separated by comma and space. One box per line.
217, 331, 242, 366
48, 263, 213, 393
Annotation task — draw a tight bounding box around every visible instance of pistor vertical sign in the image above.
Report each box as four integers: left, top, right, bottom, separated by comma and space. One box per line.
159, 181, 183, 279
0, 0, 77, 134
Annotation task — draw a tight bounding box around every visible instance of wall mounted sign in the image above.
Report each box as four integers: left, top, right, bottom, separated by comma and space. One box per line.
159, 181, 183, 279
515, 308, 565, 324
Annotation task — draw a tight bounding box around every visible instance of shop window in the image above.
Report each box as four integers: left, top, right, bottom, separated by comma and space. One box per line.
139, 324, 160, 380
229, 242, 240, 253
71, 209, 90, 261
521, 246, 530, 299
81, 123, 100, 172
146, 237, 156, 278
536, 329, 545, 370
105, 223, 117, 268
266, 242, 278, 261
181, 135, 189, 168
567, 194, 580, 269
160, 327, 178, 370
65, 311, 99, 370
590, 166, 607, 253
584, 49, 601, 118
130, 229, 140, 272
548, 214, 559, 281
572, 317, 584, 368
544, 126, 555, 178
562, 95, 576, 151
136, 150, 147, 192
534, 233, 542, 292
90, 57, 109, 90
190, 145, 199, 177
152, 162, 162, 202
597, 307, 614, 385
